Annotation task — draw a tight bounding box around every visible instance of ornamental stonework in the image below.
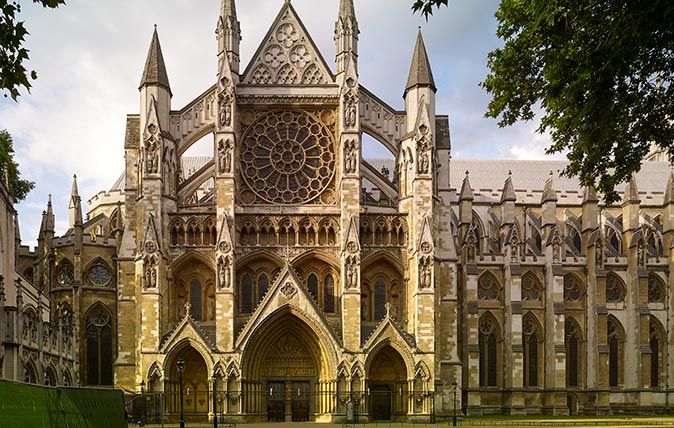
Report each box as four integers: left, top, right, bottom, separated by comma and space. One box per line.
238, 109, 336, 205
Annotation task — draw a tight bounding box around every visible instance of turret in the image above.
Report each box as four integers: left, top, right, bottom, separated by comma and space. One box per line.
541, 172, 558, 227
404, 29, 436, 136
139, 26, 171, 132
334, 0, 358, 75
68, 175, 82, 228
500, 172, 517, 225
217, 0, 241, 74
622, 174, 640, 233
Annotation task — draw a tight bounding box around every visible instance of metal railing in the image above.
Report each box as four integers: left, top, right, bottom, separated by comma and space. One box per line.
129, 389, 436, 425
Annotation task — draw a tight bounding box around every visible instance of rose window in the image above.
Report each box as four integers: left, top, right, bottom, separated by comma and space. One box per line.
240, 110, 335, 204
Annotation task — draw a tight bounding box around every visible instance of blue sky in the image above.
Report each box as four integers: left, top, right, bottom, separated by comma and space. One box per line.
0, 0, 557, 247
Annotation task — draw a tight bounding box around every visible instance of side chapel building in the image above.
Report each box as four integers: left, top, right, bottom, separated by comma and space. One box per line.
5, 0, 674, 421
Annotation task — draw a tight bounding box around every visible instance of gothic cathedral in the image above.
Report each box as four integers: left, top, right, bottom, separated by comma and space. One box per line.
8, 0, 674, 423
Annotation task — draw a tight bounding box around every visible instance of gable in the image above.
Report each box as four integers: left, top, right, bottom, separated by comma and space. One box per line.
242, 2, 333, 85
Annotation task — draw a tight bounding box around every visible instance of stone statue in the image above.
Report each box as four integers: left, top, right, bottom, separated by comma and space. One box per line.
344, 140, 358, 174
218, 140, 232, 174
344, 91, 358, 129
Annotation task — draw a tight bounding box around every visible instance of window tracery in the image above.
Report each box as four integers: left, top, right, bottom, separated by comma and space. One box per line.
648, 274, 665, 303
478, 273, 500, 301
565, 319, 581, 387
521, 273, 543, 301
86, 305, 113, 386
479, 315, 499, 387
57, 261, 74, 287
563, 274, 583, 302
605, 274, 626, 303
239, 110, 335, 205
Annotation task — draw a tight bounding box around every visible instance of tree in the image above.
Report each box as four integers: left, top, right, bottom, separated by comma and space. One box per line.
1, 0, 65, 100
482, 0, 674, 204
412, 0, 448, 20
0, 130, 35, 201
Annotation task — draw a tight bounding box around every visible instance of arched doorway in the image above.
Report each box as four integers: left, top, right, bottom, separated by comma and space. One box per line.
367, 345, 408, 421
241, 311, 335, 422
166, 345, 209, 422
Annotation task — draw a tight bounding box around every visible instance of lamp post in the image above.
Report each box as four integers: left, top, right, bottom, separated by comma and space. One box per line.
177, 357, 185, 428
451, 381, 458, 427
212, 376, 218, 428
140, 380, 146, 426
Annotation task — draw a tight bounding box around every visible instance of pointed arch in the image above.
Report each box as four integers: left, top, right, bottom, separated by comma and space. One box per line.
477, 271, 501, 302
607, 315, 625, 387
650, 316, 665, 388
478, 312, 501, 387
522, 312, 543, 387
563, 273, 584, 302
521, 271, 543, 301
648, 273, 666, 303
565, 316, 583, 387
84, 302, 113, 386
605, 272, 626, 303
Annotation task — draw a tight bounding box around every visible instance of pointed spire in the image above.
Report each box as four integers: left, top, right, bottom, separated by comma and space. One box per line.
405, 29, 436, 95
218, 0, 241, 74
339, 0, 355, 17
460, 171, 474, 201
665, 170, 674, 204
541, 172, 558, 203
69, 174, 79, 208
624, 173, 640, 204
583, 185, 599, 203
501, 172, 516, 203
220, 0, 237, 17
45, 194, 55, 233
139, 26, 171, 94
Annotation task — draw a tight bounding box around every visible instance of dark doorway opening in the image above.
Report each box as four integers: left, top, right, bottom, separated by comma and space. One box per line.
267, 381, 285, 422
291, 381, 310, 421
371, 385, 392, 421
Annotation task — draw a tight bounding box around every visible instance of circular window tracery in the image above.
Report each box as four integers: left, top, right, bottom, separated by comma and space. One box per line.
57, 264, 74, 287
88, 263, 112, 287
240, 110, 335, 204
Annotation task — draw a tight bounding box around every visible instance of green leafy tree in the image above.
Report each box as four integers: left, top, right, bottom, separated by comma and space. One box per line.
412, 0, 448, 19
0, 130, 34, 201
482, 0, 674, 204
1, 0, 65, 100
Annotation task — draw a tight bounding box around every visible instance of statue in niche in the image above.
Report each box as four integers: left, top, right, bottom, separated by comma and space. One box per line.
144, 123, 160, 174
344, 140, 358, 174
219, 87, 233, 128
360, 297, 368, 321
343, 90, 358, 129
419, 258, 432, 289
637, 239, 647, 268
346, 257, 358, 289
595, 240, 604, 268
217, 140, 232, 174
218, 256, 231, 289
415, 124, 431, 175
144, 259, 156, 289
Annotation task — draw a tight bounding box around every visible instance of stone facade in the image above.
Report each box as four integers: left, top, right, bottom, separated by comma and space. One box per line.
9, 0, 674, 422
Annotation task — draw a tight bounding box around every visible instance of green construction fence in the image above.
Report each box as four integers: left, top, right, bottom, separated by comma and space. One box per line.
0, 379, 127, 427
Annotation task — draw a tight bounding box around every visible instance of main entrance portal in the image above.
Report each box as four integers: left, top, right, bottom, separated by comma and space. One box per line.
242, 312, 334, 422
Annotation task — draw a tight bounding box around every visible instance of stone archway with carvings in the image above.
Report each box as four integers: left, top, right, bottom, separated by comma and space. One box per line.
240, 311, 335, 422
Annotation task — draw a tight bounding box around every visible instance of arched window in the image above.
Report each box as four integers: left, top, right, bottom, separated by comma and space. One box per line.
307, 273, 319, 299
521, 273, 543, 301
374, 277, 387, 321
563, 274, 583, 302
479, 315, 499, 387
190, 278, 202, 320
650, 319, 664, 388
565, 318, 581, 387
241, 274, 253, 313
608, 317, 623, 387
86, 305, 113, 386
324, 274, 335, 313
605, 274, 625, 303
478, 272, 500, 301
258, 274, 269, 302
648, 274, 665, 303
523, 316, 540, 387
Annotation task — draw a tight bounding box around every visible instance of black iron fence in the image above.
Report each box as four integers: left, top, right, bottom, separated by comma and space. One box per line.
129, 389, 436, 425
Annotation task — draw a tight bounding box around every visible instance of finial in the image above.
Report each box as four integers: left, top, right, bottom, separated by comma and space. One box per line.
508, 170, 512, 176
283, 246, 292, 264
154, 24, 157, 30
465, 170, 469, 175
48, 194, 52, 204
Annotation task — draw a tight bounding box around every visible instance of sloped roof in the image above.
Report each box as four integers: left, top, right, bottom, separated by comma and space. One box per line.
450, 159, 672, 206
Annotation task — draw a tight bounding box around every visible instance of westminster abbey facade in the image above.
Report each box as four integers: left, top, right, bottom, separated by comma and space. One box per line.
4, 0, 674, 422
